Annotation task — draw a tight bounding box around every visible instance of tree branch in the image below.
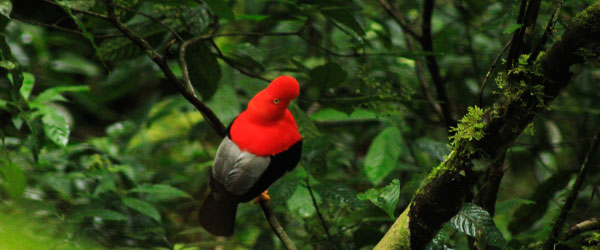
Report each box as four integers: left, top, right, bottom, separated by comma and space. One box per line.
543, 124, 600, 249
564, 217, 600, 240
374, 3, 600, 249
259, 200, 298, 250
377, 0, 421, 40
102, 0, 226, 137
421, 0, 456, 131
478, 40, 511, 106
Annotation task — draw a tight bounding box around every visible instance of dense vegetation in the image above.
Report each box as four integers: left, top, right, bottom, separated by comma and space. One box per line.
1, 0, 600, 249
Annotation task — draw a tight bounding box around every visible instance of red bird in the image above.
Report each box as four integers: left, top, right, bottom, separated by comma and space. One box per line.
198, 76, 302, 236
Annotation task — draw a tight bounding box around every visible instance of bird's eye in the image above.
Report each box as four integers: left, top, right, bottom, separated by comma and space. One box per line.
273, 98, 280, 104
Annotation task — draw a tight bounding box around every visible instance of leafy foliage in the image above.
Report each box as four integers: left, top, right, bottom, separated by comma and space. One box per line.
449, 203, 508, 248
0, 0, 599, 249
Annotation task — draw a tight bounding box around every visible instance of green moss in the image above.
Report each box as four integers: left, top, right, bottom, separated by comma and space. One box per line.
449, 106, 485, 148
573, 2, 600, 32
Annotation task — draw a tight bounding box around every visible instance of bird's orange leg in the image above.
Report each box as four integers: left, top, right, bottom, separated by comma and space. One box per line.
253, 190, 270, 204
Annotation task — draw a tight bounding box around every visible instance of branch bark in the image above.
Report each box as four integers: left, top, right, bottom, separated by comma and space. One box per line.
374, 2, 600, 249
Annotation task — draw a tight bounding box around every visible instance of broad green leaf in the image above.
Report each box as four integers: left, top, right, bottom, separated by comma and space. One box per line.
503, 24, 523, 34
207, 84, 240, 125
310, 108, 348, 121
204, 0, 235, 21
185, 41, 221, 100
309, 62, 347, 90
129, 184, 192, 200
364, 126, 404, 185
449, 203, 508, 248
76, 209, 128, 221
122, 197, 161, 221
286, 185, 318, 218
236, 14, 268, 21
320, 8, 365, 37
32, 85, 90, 106
495, 198, 536, 215
357, 179, 400, 218
0, 159, 26, 199
19, 72, 35, 100
40, 107, 70, 147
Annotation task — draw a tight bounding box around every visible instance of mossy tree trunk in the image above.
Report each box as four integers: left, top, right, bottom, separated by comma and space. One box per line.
375, 2, 600, 249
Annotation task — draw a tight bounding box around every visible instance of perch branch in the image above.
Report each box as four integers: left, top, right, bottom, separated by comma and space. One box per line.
259, 200, 298, 250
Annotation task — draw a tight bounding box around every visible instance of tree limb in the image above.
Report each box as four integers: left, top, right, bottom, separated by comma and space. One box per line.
421, 0, 456, 130
374, 3, 600, 249
259, 200, 298, 250
564, 217, 600, 240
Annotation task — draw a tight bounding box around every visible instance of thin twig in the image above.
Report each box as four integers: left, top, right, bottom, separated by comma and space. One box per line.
405, 35, 443, 120
179, 34, 214, 96
543, 124, 600, 249
102, 0, 226, 137
306, 178, 337, 250
259, 200, 298, 250
478, 40, 511, 106
43, 0, 108, 20
377, 0, 421, 40
564, 217, 600, 240
529, 0, 563, 64
115, 4, 184, 42
209, 39, 270, 82
11, 15, 120, 40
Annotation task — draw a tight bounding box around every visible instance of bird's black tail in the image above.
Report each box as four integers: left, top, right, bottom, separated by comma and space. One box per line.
198, 191, 239, 236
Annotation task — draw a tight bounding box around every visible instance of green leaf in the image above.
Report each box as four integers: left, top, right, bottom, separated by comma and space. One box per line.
185, 41, 221, 100
0, 0, 12, 20
357, 179, 400, 218
503, 23, 523, 34
122, 197, 161, 222
320, 8, 365, 37
55, 1, 99, 53
449, 203, 508, 248
40, 107, 70, 147
309, 62, 347, 90
19, 72, 35, 100
364, 126, 404, 185
286, 185, 318, 218
32, 85, 90, 106
129, 184, 192, 200
495, 198, 536, 215
204, 0, 235, 21
0, 159, 26, 199
0, 60, 16, 70
76, 209, 128, 221
207, 84, 240, 125
236, 14, 268, 21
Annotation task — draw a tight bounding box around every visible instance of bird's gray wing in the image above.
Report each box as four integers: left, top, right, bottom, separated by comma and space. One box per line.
212, 137, 270, 195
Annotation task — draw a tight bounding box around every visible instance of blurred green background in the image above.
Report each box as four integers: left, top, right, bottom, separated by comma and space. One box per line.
1, 0, 599, 249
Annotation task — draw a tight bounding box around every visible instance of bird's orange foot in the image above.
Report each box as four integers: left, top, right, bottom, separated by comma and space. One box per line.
253, 190, 270, 204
